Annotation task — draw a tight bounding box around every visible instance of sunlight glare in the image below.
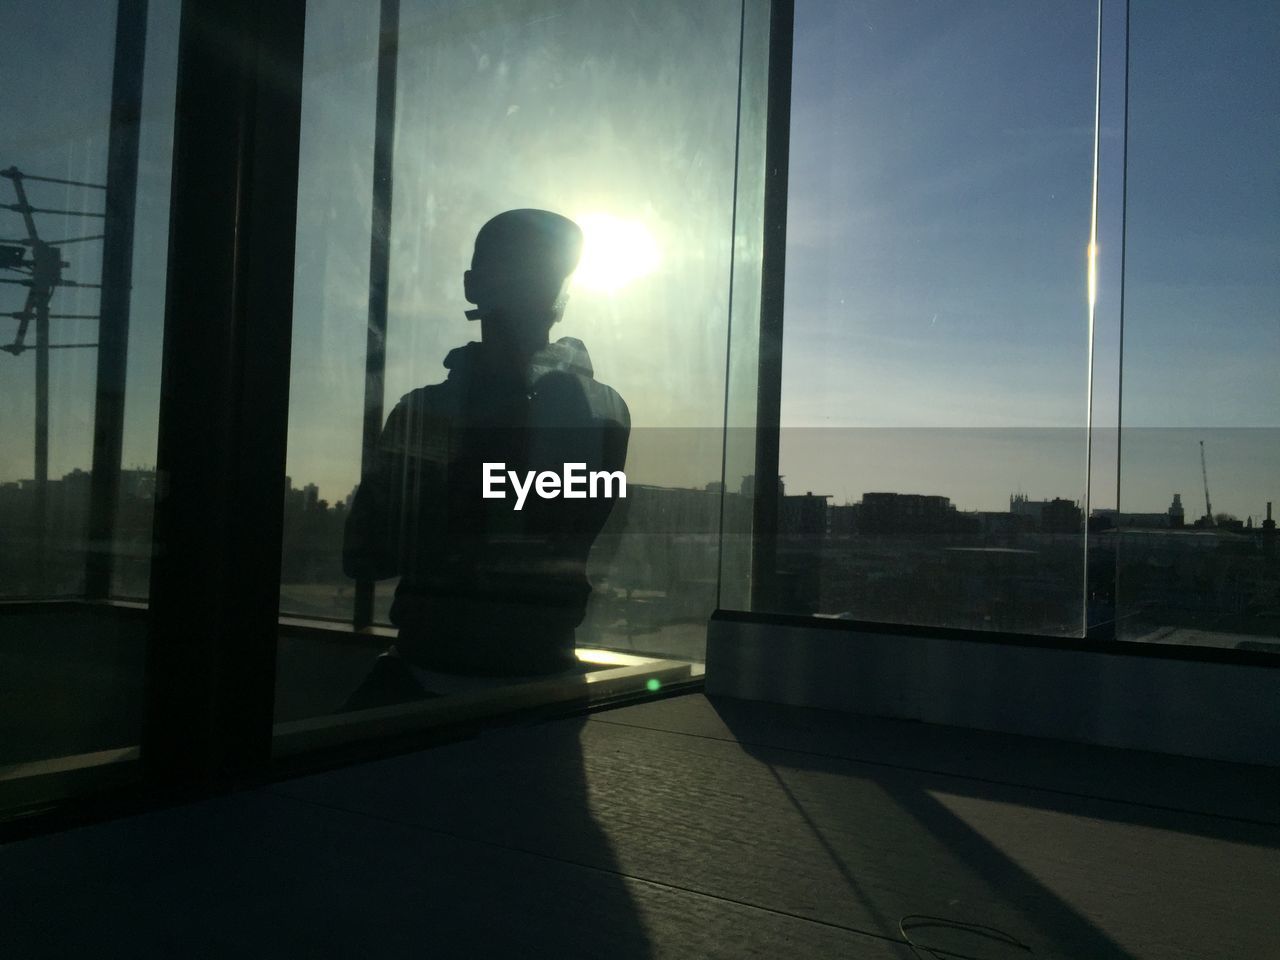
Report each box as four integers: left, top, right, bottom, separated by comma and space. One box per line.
572, 213, 660, 293
1087, 241, 1098, 310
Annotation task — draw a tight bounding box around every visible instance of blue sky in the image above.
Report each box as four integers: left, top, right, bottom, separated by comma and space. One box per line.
1, 0, 1276, 520
778, 0, 1277, 515
0, 0, 177, 492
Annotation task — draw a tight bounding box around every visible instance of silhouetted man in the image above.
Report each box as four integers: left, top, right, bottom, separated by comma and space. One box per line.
342, 210, 630, 704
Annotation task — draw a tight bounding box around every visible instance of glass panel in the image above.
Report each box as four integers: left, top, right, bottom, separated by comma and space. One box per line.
275, 0, 767, 731
278, 0, 381, 627
719, 0, 772, 613
0, 1, 178, 784
1115, 1, 1279, 652
737, 0, 1099, 636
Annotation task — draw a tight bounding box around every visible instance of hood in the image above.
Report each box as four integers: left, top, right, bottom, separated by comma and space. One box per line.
443, 336, 595, 383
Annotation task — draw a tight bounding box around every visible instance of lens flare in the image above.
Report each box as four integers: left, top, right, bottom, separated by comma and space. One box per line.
572, 213, 660, 293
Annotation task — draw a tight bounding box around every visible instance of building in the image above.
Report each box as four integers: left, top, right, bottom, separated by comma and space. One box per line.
1011, 494, 1083, 534
780, 491, 830, 538
859, 492, 955, 535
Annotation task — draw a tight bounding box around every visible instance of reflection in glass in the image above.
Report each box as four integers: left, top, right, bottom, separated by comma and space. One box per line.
341, 209, 631, 698
275, 0, 767, 723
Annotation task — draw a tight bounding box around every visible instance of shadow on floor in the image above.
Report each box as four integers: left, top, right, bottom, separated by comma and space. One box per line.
708, 695, 1279, 960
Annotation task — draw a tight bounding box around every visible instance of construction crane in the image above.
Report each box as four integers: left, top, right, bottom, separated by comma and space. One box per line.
1199, 440, 1214, 527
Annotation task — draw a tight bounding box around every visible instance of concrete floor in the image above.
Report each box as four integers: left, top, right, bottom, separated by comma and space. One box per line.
3, 693, 1278, 958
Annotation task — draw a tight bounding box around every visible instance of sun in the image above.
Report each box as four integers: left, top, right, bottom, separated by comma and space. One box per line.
571, 213, 660, 293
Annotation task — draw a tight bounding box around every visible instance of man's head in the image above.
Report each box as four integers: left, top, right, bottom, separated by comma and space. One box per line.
464, 210, 583, 350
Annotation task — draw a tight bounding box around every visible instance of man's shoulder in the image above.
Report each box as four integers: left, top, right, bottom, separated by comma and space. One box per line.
395, 381, 450, 407
379, 382, 461, 463
390, 378, 462, 420
387, 341, 478, 416
582, 376, 630, 430
542, 337, 630, 429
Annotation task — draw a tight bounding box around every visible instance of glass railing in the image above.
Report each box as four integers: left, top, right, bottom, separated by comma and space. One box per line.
272, 0, 770, 736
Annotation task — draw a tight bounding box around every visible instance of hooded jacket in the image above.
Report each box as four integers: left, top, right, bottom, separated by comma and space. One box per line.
343, 336, 630, 674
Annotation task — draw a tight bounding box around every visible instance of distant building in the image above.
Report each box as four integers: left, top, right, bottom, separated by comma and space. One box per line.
860, 492, 954, 535
780, 492, 830, 537
1091, 499, 1181, 530
1009, 493, 1044, 525
739, 474, 784, 500
972, 511, 1024, 537
828, 502, 858, 536
1010, 493, 1081, 534
1041, 498, 1082, 535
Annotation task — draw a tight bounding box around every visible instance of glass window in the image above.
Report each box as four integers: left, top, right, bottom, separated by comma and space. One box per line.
1114, 1, 1279, 652
744, 0, 1100, 635
0, 0, 178, 784
274, 0, 768, 732
277, 0, 382, 629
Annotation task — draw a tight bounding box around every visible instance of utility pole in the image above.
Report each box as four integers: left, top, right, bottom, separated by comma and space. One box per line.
1, 167, 104, 591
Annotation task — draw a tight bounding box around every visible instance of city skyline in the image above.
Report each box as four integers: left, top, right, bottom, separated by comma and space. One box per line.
5, 448, 1275, 527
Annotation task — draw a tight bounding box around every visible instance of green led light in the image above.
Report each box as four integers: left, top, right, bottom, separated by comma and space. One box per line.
645, 678, 661, 692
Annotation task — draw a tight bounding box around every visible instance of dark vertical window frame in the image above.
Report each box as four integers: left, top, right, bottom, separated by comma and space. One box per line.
748, 0, 793, 612
354, 0, 401, 631
85, 0, 150, 601
143, 0, 307, 785
1108, 0, 1131, 643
